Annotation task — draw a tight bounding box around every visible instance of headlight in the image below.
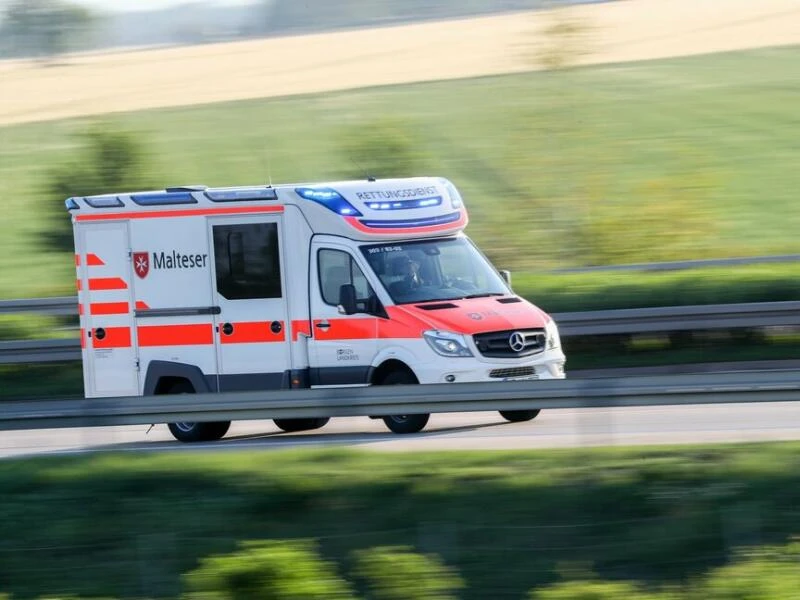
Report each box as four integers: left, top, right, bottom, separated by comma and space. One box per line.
545, 319, 561, 350
423, 330, 473, 357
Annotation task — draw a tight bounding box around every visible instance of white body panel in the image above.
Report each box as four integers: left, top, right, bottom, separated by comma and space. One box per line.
76, 222, 139, 397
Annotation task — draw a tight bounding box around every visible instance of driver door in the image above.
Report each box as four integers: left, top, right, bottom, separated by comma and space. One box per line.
308, 244, 379, 386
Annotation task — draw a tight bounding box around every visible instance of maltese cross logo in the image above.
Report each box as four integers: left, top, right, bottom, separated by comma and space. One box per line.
133, 252, 150, 279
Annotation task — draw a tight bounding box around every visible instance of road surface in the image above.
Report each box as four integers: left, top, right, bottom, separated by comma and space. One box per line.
2, 401, 799, 459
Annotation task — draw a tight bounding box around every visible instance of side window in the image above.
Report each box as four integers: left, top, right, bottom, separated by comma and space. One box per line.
213, 223, 282, 300
318, 249, 374, 308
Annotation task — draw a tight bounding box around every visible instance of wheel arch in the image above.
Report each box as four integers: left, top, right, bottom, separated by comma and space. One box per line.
370, 358, 418, 385
144, 360, 213, 396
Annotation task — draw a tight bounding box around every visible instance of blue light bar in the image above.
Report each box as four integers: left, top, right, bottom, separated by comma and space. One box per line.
204, 188, 278, 202
83, 195, 124, 208
295, 187, 363, 217
130, 191, 197, 206
65, 198, 81, 211
359, 211, 462, 229
365, 196, 442, 210
439, 178, 463, 209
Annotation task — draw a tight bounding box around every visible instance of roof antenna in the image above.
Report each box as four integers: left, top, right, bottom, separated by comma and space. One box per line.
261, 142, 273, 187
350, 156, 375, 182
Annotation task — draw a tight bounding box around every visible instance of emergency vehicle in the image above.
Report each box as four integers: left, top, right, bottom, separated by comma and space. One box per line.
67, 176, 566, 442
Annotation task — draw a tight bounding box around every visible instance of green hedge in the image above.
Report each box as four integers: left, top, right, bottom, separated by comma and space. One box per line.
1, 444, 800, 599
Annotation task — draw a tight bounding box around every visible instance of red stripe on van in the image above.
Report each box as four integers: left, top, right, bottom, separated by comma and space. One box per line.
88, 277, 128, 291
90, 302, 129, 315
135, 301, 150, 310
92, 327, 132, 349
75, 205, 284, 222
311, 318, 377, 341
75, 254, 105, 266
344, 210, 467, 235
291, 320, 311, 341
138, 324, 214, 347
76, 279, 82, 291
220, 321, 286, 344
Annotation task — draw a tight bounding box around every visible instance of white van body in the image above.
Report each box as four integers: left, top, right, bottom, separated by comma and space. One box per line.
67, 177, 566, 441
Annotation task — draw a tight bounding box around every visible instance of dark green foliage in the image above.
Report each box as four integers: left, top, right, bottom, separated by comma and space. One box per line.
182, 540, 356, 600
352, 545, 465, 600
44, 122, 158, 252
1, 445, 800, 599
1, 0, 94, 59
338, 117, 430, 180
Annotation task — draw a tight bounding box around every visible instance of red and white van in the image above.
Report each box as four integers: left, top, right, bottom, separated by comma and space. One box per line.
67, 177, 566, 442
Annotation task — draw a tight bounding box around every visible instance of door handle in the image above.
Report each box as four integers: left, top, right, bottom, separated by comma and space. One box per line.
315, 320, 330, 330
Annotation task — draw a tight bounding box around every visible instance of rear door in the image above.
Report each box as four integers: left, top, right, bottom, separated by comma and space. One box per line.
78, 221, 139, 397
207, 216, 291, 391
308, 242, 378, 386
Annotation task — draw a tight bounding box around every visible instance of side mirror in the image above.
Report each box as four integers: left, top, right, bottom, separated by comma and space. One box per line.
499, 269, 512, 286
338, 283, 358, 315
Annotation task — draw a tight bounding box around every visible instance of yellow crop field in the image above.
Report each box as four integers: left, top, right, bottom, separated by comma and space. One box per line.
0, 0, 798, 126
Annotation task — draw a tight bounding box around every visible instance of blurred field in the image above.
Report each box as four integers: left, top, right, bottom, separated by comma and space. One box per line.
0, 0, 799, 126
1, 444, 799, 599
1, 45, 798, 299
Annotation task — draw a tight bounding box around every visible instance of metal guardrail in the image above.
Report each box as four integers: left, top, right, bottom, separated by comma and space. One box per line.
555, 301, 800, 336
552, 253, 800, 274
0, 296, 77, 316
2, 370, 799, 432
0, 339, 80, 364
1, 301, 799, 365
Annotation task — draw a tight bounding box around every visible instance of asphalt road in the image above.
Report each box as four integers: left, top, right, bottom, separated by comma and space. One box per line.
2, 401, 799, 459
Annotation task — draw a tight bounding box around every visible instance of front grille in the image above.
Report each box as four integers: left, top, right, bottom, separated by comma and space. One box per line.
489, 366, 537, 379
473, 328, 546, 358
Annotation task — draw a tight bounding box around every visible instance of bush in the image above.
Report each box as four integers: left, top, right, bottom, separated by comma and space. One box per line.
338, 117, 431, 180
529, 579, 670, 600
182, 540, 355, 600
43, 122, 158, 253
351, 546, 465, 600
696, 541, 800, 599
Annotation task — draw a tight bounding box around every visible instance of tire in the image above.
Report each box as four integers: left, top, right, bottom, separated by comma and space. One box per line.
378, 370, 430, 434
499, 409, 541, 423
273, 417, 330, 433
164, 381, 231, 443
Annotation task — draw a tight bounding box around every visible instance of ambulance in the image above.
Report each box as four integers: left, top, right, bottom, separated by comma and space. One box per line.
67, 176, 566, 442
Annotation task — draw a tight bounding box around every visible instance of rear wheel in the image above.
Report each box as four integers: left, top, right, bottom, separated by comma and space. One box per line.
273, 417, 330, 433
378, 370, 430, 434
499, 409, 541, 423
163, 381, 231, 443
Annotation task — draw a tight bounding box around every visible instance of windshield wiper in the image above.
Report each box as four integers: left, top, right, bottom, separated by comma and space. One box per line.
462, 292, 506, 299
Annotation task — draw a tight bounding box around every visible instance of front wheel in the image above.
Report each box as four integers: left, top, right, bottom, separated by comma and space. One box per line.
273, 418, 330, 433
499, 409, 541, 423
382, 413, 430, 434
378, 370, 430, 434
164, 381, 231, 443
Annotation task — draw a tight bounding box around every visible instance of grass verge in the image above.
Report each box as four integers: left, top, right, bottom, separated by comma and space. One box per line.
0, 444, 799, 599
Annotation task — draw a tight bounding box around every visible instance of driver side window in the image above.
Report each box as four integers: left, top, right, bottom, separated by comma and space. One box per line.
318, 249, 375, 311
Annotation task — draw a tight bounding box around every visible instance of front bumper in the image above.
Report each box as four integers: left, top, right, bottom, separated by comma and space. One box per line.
414, 349, 567, 384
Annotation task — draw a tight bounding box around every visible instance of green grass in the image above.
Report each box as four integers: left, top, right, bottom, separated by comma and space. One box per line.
1, 444, 799, 599
0, 46, 798, 299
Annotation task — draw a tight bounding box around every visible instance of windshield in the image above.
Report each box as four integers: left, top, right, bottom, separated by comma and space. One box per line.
361, 237, 511, 305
